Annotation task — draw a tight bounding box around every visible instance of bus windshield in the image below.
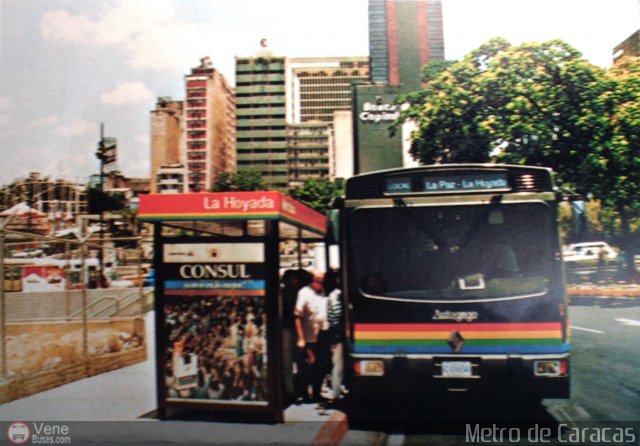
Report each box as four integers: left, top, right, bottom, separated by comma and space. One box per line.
349, 202, 555, 301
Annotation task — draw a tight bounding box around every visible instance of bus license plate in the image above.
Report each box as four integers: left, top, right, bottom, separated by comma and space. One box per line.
442, 361, 472, 377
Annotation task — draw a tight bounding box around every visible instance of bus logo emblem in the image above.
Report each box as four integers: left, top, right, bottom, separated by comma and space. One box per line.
448, 331, 465, 352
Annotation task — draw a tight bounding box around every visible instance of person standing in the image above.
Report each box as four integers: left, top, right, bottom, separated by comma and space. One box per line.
294, 270, 328, 402
323, 269, 345, 402
280, 269, 306, 403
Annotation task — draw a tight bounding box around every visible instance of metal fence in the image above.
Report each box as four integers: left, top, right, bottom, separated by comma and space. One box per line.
0, 228, 153, 403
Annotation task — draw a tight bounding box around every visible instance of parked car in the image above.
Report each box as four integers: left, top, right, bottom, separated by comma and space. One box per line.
563, 241, 618, 269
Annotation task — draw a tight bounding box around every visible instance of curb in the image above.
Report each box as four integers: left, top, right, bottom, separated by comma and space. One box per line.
311, 411, 349, 446
567, 287, 640, 297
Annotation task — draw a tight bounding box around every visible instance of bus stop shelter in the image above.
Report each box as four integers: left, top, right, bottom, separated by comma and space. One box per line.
139, 191, 327, 422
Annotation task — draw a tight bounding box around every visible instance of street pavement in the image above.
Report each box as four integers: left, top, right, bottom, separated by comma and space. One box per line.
0, 311, 348, 445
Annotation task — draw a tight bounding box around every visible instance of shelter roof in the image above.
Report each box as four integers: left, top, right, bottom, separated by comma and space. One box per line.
138, 191, 326, 237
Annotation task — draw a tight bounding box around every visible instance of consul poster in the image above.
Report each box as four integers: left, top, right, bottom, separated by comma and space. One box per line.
160, 242, 268, 406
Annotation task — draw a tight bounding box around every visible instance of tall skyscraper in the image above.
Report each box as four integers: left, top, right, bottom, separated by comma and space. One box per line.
236, 51, 368, 189
354, 0, 445, 174
235, 51, 288, 189
369, 0, 444, 92
184, 57, 236, 193
286, 57, 369, 187
288, 57, 369, 123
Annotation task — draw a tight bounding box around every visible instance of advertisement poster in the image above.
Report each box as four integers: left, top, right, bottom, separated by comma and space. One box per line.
161, 242, 269, 406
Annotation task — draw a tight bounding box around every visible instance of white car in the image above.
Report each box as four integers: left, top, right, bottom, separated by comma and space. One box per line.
563, 242, 618, 269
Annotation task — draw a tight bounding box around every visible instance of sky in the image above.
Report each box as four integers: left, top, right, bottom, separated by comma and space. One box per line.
0, 0, 638, 187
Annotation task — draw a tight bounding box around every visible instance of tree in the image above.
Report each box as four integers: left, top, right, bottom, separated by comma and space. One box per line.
396, 38, 640, 281
288, 178, 344, 214
211, 169, 266, 192
394, 38, 512, 164
587, 57, 640, 280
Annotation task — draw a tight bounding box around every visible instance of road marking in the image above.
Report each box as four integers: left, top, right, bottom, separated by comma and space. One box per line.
570, 325, 604, 334
616, 318, 640, 327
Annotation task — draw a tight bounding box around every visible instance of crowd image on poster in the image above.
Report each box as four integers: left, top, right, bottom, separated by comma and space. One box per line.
160, 242, 269, 406
164, 295, 268, 404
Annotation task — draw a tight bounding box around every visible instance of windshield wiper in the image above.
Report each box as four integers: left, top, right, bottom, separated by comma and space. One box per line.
457, 195, 503, 251
393, 198, 448, 250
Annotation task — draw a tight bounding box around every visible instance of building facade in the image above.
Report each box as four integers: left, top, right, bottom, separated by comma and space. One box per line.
613, 30, 640, 64
150, 97, 184, 194
369, 0, 444, 92
355, 0, 445, 174
235, 53, 288, 189
185, 58, 236, 192
288, 57, 369, 124
286, 122, 332, 188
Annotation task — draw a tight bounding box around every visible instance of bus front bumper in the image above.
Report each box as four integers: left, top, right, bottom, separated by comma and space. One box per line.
349, 353, 570, 399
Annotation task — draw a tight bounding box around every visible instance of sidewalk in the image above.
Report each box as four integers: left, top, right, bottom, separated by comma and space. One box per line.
0, 312, 348, 445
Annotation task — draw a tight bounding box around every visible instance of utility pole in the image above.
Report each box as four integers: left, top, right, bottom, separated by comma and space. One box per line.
96, 124, 106, 288
95, 124, 116, 288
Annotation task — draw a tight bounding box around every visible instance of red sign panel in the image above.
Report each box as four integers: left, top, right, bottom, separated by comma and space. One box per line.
139, 191, 326, 234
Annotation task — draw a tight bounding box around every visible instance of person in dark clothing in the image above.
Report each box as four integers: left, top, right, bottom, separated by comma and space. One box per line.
281, 269, 309, 403
322, 269, 345, 401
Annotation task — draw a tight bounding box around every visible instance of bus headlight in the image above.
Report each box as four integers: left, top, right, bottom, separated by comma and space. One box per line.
534, 360, 567, 377
354, 360, 385, 376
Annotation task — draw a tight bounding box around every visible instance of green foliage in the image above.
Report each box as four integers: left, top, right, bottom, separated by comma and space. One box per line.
288, 178, 344, 214
397, 39, 640, 279
211, 169, 266, 192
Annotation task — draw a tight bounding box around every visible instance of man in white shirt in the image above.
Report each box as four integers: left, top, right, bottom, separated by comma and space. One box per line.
294, 270, 328, 402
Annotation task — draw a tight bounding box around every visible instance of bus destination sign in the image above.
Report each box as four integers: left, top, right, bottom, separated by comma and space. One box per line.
424, 172, 509, 193
384, 171, 510, 194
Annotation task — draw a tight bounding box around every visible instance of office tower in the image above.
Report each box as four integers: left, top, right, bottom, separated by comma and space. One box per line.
355, 0, 445, 174
369, 0, 444, 92
235, 52, 288, 189
286, 57, 369, 187
286, 122, 331, 188
150, 97, 184, 194
288, 57, 369, 123
185, 57, 236, 193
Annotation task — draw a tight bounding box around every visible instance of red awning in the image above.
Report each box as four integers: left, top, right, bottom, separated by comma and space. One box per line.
139, 191, 326, 235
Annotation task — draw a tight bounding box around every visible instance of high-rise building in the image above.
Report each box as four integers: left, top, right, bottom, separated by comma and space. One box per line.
150, 97, 184, 194
288, 57, 369, 124
369, 0, 444, 92
185, 57, 236, 192
235, 51, 288, 189
235, 54, 369, 189
285, 57, 369, 187
355, 0, 445, 174
286, 122, 331, 188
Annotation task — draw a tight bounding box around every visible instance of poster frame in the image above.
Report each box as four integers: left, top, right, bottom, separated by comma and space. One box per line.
153, 223, 283, 422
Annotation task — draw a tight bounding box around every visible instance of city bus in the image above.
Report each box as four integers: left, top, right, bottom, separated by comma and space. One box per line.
334, 164, 570, 400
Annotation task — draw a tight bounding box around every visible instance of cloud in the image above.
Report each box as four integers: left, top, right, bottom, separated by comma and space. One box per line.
40, 9, 93, 44
0, 96, 15, 111
54, 118, 96, 137
26, 116, 59, 129
126, 23, 222, 72
39, 0, 219, 72
101, 82, 154, 105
